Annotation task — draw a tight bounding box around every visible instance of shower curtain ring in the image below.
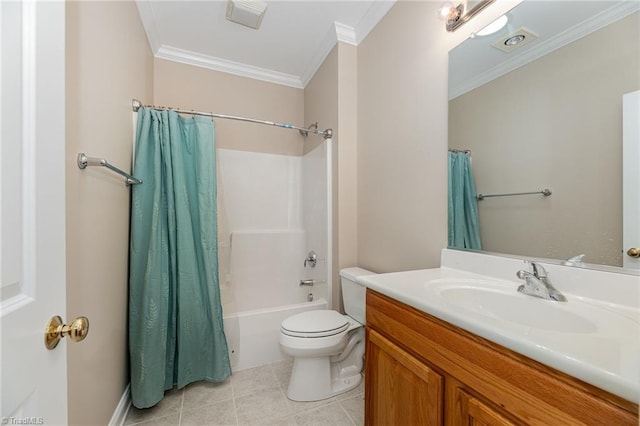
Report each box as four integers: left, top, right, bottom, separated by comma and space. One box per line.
299, 122, 318, 138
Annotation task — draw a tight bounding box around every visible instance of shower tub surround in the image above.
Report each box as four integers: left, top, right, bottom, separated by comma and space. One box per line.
217, 145, 331, 372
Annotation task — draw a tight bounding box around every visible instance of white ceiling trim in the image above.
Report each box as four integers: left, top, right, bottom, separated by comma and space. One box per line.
300, 23, 341, 87
335, 22, 358, 45
136, 1, 161, 54
450, 1, 640, 100
140, 0, 396, 90
154, 21, 355, 90
354, 0, 396, 44
156, 45, 305, 89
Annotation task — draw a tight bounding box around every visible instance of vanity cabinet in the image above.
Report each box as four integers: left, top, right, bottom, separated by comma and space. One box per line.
365, 290, 638, 426
367, 328, 443, 424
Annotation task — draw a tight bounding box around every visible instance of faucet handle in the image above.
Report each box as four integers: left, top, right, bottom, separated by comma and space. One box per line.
304, 250, 317, 268
563, 254, 585, 266
524, 260, 547, 278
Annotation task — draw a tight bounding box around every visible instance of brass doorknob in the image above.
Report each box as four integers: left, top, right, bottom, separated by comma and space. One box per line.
45, 315, 89, 350
627, 248, 640, 258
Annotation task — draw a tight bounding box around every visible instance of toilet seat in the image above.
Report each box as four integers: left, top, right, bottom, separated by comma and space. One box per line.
281, 310, 349, 338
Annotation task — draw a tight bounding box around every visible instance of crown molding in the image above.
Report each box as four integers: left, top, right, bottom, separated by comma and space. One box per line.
335, 22, 357, 45
450, 1, 640, 100
135, 0, 161, 54
300, 1, 396, 87
156, 45, 305, 89
354, 0, 396, 44
299, 23, 340, 87
141, 0, 396, 89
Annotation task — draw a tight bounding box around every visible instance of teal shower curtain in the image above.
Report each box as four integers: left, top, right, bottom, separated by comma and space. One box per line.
129, 107, 231, 409
448, 151, 482, 250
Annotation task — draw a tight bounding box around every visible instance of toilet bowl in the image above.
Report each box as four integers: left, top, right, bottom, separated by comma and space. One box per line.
279, 267, 373, 402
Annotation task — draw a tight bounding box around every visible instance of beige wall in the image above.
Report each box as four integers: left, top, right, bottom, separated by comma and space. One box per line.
336, 43, 358, 274
449, 12, 639, 267
303, 47, 338, 156
353, 0, 521, 273
65, 1, 153, 425
154, 59, 305, 156
303, 43, 358, 310
303, 46, 340, 308
357, 1, 450, 272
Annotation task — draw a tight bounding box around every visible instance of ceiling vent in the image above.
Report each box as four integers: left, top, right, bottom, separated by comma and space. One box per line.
226, 0, 268, 30
492, 27, 538, 53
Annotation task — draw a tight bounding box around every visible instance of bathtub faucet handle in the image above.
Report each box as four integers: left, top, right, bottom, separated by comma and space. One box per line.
300, 279, 315, 287
304, 250, 317, 268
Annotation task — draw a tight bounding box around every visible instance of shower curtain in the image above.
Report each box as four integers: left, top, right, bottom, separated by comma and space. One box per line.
129, 107, 231, 409
448, 151, 482, 250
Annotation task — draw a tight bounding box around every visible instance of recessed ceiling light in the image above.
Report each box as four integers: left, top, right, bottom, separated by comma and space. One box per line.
476, 15, 508, 37
492, 27, 538, 53
504, 34, 526, 46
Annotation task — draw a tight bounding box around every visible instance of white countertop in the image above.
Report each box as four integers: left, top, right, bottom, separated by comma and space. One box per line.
357, 250, 640, 404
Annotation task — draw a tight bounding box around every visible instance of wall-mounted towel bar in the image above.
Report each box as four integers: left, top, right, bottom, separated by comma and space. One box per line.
477, 188, 551, 201
77, 153, 142, 186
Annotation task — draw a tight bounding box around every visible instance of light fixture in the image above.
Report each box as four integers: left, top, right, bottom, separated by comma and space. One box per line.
437, 1, 456, 20
443, 0, 496, 32
475, 15, 508, 36
225, 0, 268, 30
492, 27, 538, 53
504, 34, 525, 46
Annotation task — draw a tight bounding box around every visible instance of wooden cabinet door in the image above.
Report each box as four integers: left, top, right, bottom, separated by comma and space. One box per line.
365, 328, 443, 425
450, 386, 518, 426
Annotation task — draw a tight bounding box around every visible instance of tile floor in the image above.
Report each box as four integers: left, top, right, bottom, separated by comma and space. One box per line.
125, 359, 364, 426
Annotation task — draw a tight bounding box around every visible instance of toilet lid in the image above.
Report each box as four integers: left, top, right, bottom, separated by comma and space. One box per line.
281, 310, 349, 338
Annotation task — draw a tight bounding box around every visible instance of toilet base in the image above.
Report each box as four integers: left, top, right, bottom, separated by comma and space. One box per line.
286, 356, 362, 402
285, 328, 365, 402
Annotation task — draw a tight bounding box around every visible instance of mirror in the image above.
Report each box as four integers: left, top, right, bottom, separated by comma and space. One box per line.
448, 0, 640, 273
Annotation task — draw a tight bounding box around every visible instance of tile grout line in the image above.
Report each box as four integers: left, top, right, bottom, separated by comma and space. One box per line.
230, 370, 240, 426
338, 398, 357, 426
269, 361, 296, 423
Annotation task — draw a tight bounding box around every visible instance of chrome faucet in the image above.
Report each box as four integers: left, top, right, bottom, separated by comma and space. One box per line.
304, 250, 317, 268
516, 261, 567, 302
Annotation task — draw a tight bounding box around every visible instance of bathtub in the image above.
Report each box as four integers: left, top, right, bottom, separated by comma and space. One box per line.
224, 297, 328, 372
220, 229, 330, 371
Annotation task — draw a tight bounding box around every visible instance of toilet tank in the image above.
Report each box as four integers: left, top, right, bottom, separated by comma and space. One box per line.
340, 267, 375, 324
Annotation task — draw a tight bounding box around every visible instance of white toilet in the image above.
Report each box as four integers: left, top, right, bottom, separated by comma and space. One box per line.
279, 267, 374, 402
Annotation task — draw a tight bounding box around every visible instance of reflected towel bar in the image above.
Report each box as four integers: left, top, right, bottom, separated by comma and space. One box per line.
77, 153, 142, 186
477, 188, 551, 201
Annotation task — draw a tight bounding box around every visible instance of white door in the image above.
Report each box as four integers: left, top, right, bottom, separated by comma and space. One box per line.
623, 90, 640, 270
1, 1, 68, 424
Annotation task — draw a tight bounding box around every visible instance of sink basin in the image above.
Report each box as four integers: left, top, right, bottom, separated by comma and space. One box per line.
425, 278, 627, 334
438, 285, 598, 333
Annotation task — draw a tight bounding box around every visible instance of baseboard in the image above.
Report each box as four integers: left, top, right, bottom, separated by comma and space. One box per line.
108, 383, 131, 426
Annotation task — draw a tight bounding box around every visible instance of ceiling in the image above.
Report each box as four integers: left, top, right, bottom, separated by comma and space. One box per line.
449, 0, 640, 99
135, 0, 396, 89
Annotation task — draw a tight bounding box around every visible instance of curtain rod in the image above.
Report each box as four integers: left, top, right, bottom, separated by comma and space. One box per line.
449, 148, 471, 154
132, 99, 333, 140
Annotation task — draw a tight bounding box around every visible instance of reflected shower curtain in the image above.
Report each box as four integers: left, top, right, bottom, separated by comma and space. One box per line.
448, 151, 482, 250
129, 107, 231, 409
